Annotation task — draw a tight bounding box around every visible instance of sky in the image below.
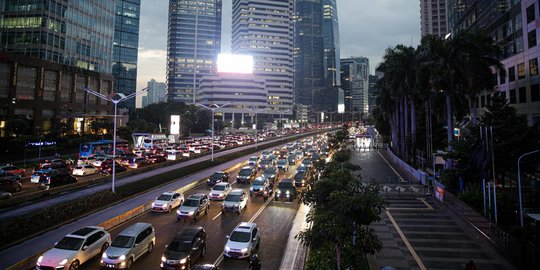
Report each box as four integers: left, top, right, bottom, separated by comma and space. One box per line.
135, 0, 421, 106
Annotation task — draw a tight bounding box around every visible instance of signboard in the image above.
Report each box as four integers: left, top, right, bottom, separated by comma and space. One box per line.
453, 128, 460, 137
217, 54, 253, 74
170, 115, 180, 135
434, 180, 445, 202
27, 141, 56, 147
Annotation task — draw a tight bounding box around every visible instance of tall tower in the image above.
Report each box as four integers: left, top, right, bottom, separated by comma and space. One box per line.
341, 57, 369, 115
322, 0, 341, 111
232, 0, 294, 116
167, 0, 223, 104
113, 0, 141, 110
420, 0, 448, 37
294, 0, 325, 107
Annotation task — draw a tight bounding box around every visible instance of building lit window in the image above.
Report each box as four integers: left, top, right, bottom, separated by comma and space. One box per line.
530, 58, 538, 76
518, 63, 526, 79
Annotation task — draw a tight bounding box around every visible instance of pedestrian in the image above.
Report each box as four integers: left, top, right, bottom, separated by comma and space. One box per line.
464, 260, 477, 270
249, 254, 261, 270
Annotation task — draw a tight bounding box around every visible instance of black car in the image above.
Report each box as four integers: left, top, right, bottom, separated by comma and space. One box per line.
99, 162, 127, 175
236, 166, 255, 184
38, 173, 77, 190
207, 171, 230, 186
293, 171, 309, 187
0, 172, 22, 192
148, 154, 167, 164
37, 163, 72, 174
160, 227, 207, 270
275, 178, 297, 202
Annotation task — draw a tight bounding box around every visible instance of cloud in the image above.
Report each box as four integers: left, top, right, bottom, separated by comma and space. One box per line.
137, 48, 166, 91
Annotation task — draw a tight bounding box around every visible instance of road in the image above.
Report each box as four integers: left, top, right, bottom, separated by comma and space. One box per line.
351, 148, 516, 270
79, 162, 302, 270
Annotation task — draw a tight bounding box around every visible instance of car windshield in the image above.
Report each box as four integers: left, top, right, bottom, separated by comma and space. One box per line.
33, 172, 43, 176
167, 240, 191, 252
111, 235, 135, 248
210, 173, 224, 180
252, 179, 265, 186
260, 159, 271, 165
294, 173, 305, 180
183, 199, 200, 207
54, 236, 84, 250
157, 194, 172, 201
302, 160, 311, 164
264, 168, 276, 175
279, 182, 294, 188
75, 166, 83, 169
225, 194, 241, 202
239, 169, 251, 176
229, 231, 251, 242
213, 185, 226, 191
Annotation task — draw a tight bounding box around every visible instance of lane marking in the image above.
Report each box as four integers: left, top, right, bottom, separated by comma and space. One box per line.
418, 197, 433, 210
386, 197, 434, 211
212, 212, 222, 220
385, 209, 427, 270
376, 150, 405, 183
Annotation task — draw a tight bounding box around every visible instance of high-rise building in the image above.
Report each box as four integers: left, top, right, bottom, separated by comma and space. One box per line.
368, 74, 380, 115
340, 57, 369, 115
420, 0, 449, 37
146, 79, 167, 106
113, 0, 141, 110
294, 0, 325, 107
448, 0, 540, 125
232, 0, 294, 116
0, 0, 115, 73
167, 0, 223, 104
322, 0, 342, 111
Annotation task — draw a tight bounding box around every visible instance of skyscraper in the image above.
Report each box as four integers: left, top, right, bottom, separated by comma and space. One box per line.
232, 0, 294, 116
322, 0, 342, 111
420, 0, 448, 37
341, 57, 369, 115
167, 0, 223, 104
113, 0, 141, 110
147, 79, 167, 106
294, 0, 325, 107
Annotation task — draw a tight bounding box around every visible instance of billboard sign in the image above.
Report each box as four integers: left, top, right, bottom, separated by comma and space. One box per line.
217, 54, 253, 74
170, 115, 180, 135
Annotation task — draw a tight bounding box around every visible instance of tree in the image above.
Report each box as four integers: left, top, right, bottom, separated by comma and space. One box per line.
5, 118, 33, 137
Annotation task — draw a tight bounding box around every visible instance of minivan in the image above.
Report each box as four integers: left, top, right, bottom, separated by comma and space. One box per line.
101, 222, 155, 269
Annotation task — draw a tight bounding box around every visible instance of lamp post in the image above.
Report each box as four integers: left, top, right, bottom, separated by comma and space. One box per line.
517, 149, 540, 227
195, 102, 232, 162
245, 106, 267, 149
82, 87, 147, 193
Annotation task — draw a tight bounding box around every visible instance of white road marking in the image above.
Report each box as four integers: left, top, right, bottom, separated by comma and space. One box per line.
212, 212, 222, 220
385, 209, 427, 270
377, 150, 405, 183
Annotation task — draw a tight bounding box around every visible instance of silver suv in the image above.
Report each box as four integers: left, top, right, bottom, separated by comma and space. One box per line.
222, 189, 248, 214
101, 222, 155, 269
223, 222, 260, 259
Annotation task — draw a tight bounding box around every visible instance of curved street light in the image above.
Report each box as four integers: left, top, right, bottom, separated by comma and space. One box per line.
195, 102, 232, 162
245, 106, 267, 149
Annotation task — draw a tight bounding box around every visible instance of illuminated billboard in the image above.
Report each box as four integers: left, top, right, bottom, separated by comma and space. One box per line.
217, 54, 253, 74
170, 115, 180, 135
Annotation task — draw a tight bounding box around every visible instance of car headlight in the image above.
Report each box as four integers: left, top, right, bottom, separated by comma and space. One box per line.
119, 255, 126, 261
286, 190, 290, 194
225, 246, 231, 251
188, 211, 194, 215
250, 187, 253, 191
161, 256, 166, 262
59, 259, 68, 266
179, 258, 187, 264
162, 203, 168, 208
241, 248, 248, 253
37, 256, 43, 263
277, 190, 281, 194
176, 210, 181, 215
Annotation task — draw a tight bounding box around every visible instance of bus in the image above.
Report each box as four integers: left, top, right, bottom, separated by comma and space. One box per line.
132, 133, 170, 149
79, 139, 128, 157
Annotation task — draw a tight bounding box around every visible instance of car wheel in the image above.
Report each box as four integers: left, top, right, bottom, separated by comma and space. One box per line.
274, 196, 278, 201
15, 186, 21, 192
20, 172, 25, 177
167, 206, 172, 212
147, 242, 154, 253
205, 205, 209, 214
126, 258, 133, 269
101, 242, 109, 253
82, 172, 85, 176
201, 245, 206, 256
68, 260, 79, 270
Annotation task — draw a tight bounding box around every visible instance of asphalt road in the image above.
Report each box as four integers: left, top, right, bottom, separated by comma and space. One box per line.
79, 161, 303, 270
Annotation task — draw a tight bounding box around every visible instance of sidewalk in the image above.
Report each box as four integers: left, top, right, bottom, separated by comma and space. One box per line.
279, 203, 310, 270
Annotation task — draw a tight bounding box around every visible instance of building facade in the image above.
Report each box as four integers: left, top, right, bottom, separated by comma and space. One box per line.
322, 0, 342, 111
145, 79, 167, 107
293, 0, 325, 108
368, 74, 379, 115
340, 57, 369, 116
113, 0, 141, 110
448, 0, 540, 125
0, 0, 115, 73
420, 0, 449, 37
167, 0, 223, 104
232, 0, 294, 117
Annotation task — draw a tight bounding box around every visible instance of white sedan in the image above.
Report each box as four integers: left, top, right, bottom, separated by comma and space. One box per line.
209, 182, 232, 201
152, 191, 184, 212
72, 164, 98, 176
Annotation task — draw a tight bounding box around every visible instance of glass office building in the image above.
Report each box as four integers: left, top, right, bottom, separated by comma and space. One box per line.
0, 0, 115, 73
167, 0, 222, 103
113, 0, 141, 110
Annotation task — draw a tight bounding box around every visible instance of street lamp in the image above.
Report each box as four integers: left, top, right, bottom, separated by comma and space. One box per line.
82, 87, 147, 193
517, 149, 540, 227
195, 102, 232, 162
245, 106, 267, 149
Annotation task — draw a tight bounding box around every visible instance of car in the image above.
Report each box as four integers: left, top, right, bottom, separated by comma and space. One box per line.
293, 171, 309, 187
222, 189, 248, 214
209, 182, 232, 201
31, 169, 56, 184
0, 172, 22, 193
93, 157, 113, 168
176, 193, 210, 221
311, 153, 321, 162
0, 190, 12, 199
38, 163, 72, 175
275, 178, 297, 202
147, 154, 167, 164
236, 166, 255, 184
207, 171, 230, 186
77, 156, 97, 165
160, 227, 207, 270
276, 159, 289, 172
250, 177, 273, 199
262, 167, 278, 183
72, 164, 99, 176
301, 158, 312, 168
287, 155, 296, 165
101, 223, 155, 269
223, 222, 260, 259
100, 163, 127, 175
247, 156, 259, 166
260, 150, 272, 159
297, 164, 309, 174
257, 158, 273, 171
38, 173, 77, 190
37, 226, 111, 270
0, 165, 25, 177
128, 157, 149, 169
152, 191, 184, 212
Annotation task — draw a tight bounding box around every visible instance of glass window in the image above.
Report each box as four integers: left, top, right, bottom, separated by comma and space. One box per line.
60, 73, 73, 102
531, 84, 540, 101
528, 30, 537, 48
43, 70, 57, 102
518, 63, 526, 79
530, 58, 538, 76
519, 87, 527, 103
509, 66, 516, 82
0, 63, 10, 98
481, 95, 486, 107
527, 4, 536, 24
499, 69, 506, 84
74, 75, 86, 104
509, 89, 516, 104
16, 66, 36, 100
